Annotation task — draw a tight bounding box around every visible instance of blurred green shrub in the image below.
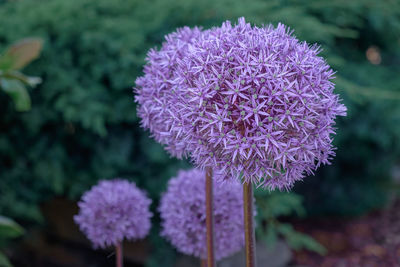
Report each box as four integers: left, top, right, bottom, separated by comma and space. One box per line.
0, 0, 399, 264
0, 37, 39, 267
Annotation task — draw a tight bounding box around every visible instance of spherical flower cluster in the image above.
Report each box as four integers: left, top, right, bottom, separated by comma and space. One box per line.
74, 179, 152, 249
135, 18, 346, 190
159, 169, 247, 260
135, 26, 202, 158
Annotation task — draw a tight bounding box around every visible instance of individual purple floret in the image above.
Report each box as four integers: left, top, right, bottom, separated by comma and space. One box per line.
159, 169, 247, 260
74, 179, 152, 249
135, 26, 203, 158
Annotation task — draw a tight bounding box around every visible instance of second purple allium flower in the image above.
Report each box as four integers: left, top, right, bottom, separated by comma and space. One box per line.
74, 179, 152, 249
159, 169, 247, 260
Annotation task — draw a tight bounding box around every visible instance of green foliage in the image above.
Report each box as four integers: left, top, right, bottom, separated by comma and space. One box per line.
0, 79, 31, 112
0, 252, 12, 267
0, 38, 43, 111
255, 190, 326, 254
0, 0, 399, 265
0, 216, 24, 240
275, 224, 326, 255
146, 224, 177, 267
0, 216, 24, 267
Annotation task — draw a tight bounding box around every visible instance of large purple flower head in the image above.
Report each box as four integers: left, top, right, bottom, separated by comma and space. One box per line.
172, 18, 346, 189
74, 179, 152, 249
159, 168, 246, 260
135, 27, 202, 158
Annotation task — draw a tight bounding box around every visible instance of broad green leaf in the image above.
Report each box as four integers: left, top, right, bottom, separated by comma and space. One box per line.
0, 56, 14, 71
0, 79, 31, 112
0, 216, 24, 240
0, 38, 43, 71
0, 251, 12, 267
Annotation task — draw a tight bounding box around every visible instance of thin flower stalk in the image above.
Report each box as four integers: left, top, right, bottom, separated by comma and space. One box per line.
205, 167, 216, 267
116, 242, 123, 267
243, 182, 256, 267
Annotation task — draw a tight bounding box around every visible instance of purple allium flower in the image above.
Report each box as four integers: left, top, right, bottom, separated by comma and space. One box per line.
74, 179, 152, 249
135, 27, 202, 158
159, 169, 247, 260
177, 18, 346, 189
135, 18, 346, 190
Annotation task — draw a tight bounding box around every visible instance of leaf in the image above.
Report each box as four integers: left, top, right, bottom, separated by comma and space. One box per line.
277, 223, 326, 255
256, 191, 305, 219
0, 71, 42, 88
0, 251, 12, 267
0, 79, 31, 112
0, 216, 24, 240
0, 38, 43, 71
263, 223, 278, 248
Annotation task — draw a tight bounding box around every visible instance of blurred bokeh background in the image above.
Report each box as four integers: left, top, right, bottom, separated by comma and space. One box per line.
0, 0, 399, 266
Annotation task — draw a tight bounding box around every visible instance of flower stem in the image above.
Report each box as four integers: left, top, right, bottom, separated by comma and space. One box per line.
205, 166, 216, 267
116, 242, 123, 267
243, 182, 256, 267
201, 259, 207, 267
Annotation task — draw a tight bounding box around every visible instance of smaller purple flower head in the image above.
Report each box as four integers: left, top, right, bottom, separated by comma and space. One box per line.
74, 179, 152, 249
159, 169, 248, 260
135, 26, 203, 158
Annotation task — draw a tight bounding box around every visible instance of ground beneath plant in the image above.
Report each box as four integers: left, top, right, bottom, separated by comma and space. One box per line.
7, 197, 400, 267
291, 198, 400, 267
